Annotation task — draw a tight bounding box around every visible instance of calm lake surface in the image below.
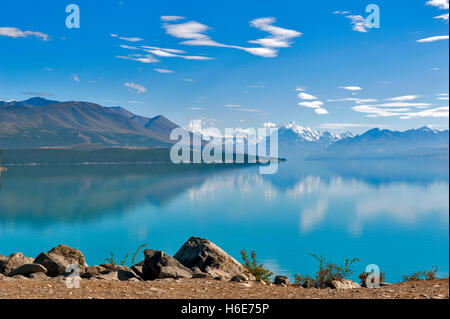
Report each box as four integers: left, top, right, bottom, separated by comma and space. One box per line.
0, 160, 448, 282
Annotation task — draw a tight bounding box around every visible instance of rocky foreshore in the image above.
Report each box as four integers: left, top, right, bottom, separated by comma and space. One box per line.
1, 236, 449, 299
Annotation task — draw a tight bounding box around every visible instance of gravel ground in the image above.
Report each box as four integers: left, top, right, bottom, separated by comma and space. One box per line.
0, 276, 448, 299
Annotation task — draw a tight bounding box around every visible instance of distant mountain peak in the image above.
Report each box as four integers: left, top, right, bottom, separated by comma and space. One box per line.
22, 97, 59, 106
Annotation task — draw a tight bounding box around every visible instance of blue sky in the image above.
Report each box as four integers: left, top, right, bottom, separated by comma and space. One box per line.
0, 0, 449, 133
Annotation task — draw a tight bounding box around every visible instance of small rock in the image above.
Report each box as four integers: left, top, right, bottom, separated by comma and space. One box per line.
142, 249, 193, 280
274, 275, 289, 286
192, 272, 213, 279
302, 280, 315, 288
82, 265, 107, 279
259, 279, 266, 285
12, 275, 29, 280
432, 284, 441, 288
0, 252, 34, 275
231, 274, 248, 282
9, 263, 47, 277
326, 279, 361, 290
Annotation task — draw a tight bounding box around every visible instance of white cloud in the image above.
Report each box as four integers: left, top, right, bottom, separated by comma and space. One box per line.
339, 86, 362, 91
161, 16, 185, 21
437, 97, 449, 100
298, 101, 324, 108
110, 33, 143, 42
248, 17, 302, 48
345, 15, 368, 33
416, 35, 449, 42
117, 54, 160, 63
371, 102, 431, 108
124, 82, 147, 94
400, 106, 449, 119
162, 17, 300, 58
426, 0, 449, 10
119, 37, 143, 42
71, 74, 80, 82
434, 13, 450, 20
297, 92, 318, 100
188, 107, 205, 111
182, 78, 195, 82
333, 10, 350, 15
153, 68, 174, 73
119, 44, 213, 61
353, 102, 449, 118
387, 95, 421, 101
263, 122, 277, 128
314, 108, 329, 114
224, 104, 241, 108
0, 27, 50, 41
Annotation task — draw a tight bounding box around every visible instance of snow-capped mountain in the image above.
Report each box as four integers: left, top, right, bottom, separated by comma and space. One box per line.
273, 122, 355, 158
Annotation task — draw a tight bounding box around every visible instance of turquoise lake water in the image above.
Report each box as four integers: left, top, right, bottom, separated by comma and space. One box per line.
0, 160, 448, 283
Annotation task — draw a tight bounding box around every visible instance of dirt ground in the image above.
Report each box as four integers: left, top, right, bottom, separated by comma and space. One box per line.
0, 276, 448, 299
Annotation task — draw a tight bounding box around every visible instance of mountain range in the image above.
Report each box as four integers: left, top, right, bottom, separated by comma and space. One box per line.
0, 97, 448, 160
0, 97, 179, 149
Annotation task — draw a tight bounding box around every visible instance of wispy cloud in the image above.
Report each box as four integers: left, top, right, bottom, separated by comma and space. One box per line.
298, 92, 318, 100
116, 54, 160, 63
248, 17, 302, 48
333, 10, 350, 15
0, 27, 50, 41
387, 95, 421, 101
162, 16, 301, 58
426, 0, 449, 10
346, 15, 368, 33
118, 44, 213, 62
339, 86, 362, 91
416, 35, 449, 42
153, 68, 174, 73
298, 101, 324, 108
110, 33, 143, 42
124, 82, 147, 94
161, 16, 185, 21
434, 13, 450, 20
71, 74, 80, 82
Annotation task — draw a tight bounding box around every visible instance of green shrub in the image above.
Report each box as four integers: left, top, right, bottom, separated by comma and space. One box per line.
105, 243, 147, 267
294, 254, 359, 288
240, 249, 273, 282
358, 271, 385, 287
402, 266, 440, 281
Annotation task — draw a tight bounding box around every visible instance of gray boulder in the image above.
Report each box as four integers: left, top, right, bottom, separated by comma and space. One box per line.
96, 269, 141, 281
0, 252, 34, 275
274, 275, 289, 286
174, 237, 245, 279
142, 249, 193, 280
34, 244, 88, 277
82, 265, 107, 279
326, 279, 361, 289
131, 260, 144, 279
9, 263, 47, 277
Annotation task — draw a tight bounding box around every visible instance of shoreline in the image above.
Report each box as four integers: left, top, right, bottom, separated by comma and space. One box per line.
1, 237, 448, 300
